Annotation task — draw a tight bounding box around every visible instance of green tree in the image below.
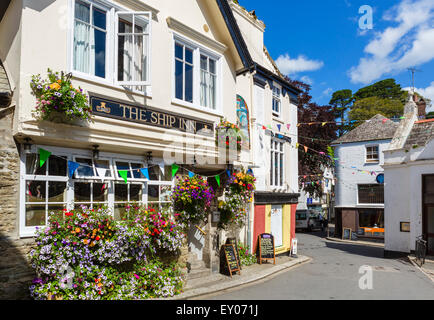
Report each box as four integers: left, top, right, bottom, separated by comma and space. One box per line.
353, 78, 406, 102
349, 96, 403, 128
329, 89, 353, 136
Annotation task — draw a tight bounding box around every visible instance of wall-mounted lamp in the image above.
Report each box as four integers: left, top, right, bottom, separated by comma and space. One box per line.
23, 137, 33, 154
146, 151, 153, 164
92, 145, 100, 160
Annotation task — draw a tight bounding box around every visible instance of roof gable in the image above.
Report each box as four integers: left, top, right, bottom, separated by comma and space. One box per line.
332, 114, 399, 145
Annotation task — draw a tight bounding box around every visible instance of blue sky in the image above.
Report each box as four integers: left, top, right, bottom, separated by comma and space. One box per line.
238, 0, 434, 111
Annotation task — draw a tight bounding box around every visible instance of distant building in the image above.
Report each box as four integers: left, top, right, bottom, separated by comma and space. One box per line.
383, 94, 434, 257
331, 115, 399, 239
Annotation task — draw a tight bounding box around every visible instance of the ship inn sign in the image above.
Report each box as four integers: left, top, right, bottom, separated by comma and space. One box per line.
90, 95, 214, 135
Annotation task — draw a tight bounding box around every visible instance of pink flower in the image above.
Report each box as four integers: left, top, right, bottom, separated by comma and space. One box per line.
134, 274, 140, 280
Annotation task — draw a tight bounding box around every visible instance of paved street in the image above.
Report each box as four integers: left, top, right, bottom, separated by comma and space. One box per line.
208, 231, 434, 300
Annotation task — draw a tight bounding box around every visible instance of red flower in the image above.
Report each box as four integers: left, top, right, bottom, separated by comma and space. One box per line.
95, 236, 100, 241
65, 212, 73, 217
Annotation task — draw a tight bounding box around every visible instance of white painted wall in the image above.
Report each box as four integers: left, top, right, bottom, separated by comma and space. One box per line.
333, 140, 391, 208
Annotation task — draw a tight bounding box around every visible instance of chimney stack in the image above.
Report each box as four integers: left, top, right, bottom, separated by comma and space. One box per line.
413, 94, 426, 120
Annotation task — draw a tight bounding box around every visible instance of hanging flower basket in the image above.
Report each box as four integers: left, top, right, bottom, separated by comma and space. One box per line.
216, 119, 242, 152
171, 175, 215, 227
218, 170, 256, 230
30, 69, 92, 124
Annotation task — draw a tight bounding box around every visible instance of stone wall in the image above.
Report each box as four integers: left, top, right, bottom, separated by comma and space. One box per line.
0, 107, 35, 300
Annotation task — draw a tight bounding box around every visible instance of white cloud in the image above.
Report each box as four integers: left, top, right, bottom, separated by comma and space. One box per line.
275, 54, 324, 75
349, 0, 434, 84
300, 75, 314, 85
322, 88, 333, 97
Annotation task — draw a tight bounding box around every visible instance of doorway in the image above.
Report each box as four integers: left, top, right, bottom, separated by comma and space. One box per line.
422, 175, 434, 255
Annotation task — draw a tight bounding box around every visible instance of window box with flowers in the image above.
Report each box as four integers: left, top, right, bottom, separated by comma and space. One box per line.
29, 205, 185, 300
217, 170, 256, 230
30, 69, 92, 125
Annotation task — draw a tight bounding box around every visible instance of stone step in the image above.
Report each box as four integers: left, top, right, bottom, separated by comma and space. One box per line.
186, 268, 211, 280
187, 259, 206, 270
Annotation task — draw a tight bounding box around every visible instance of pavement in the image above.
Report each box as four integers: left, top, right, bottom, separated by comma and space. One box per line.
169, 254, 311, 300
408, 255, 434, 283
326, 236, 385, 248
208, 231, 434, 300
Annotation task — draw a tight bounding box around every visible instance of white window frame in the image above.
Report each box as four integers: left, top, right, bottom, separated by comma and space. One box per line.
68, 0, 152, 92
19, 145, 174, 237
356, 183, 385, 206
115, 11, 152, 87
270, 137, 285, 188
365, 145, 379, 163
171, 33, 223, 115
272, 83, 281, 117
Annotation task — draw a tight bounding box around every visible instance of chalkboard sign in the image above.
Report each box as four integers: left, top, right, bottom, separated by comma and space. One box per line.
225, 238, 241, 270
258, 233, 276, 264
223, 244, 241, 277
351, 232, 358, 241
342, 228, 352, 240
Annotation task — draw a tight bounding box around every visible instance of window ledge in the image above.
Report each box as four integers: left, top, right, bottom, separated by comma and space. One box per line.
71, 72, 152, 99
171, 98, 223, 117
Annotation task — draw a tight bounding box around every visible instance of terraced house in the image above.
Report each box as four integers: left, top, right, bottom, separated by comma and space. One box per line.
0, 0, 301, 299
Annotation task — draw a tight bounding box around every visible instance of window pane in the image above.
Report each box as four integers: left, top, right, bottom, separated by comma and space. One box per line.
175, 60, 183, 100
95, 160, 111, 177
26, 181, 46, 202
48, 182, 67, 203
94, 29, 106, 78
75, 158, 94, 177
118, 15, 133, 33
115, 183, 128, 202
209, 74, 216, 109
26, 153, 45, 175
93, 7, 106, 30
118, 35, 133, 82
93, 183, 108, 202
131, 163, 143, 179
114, 204, 127, 221
74, 182, 91, 202
130, 184, 142, 202
280, 153, 283, 186
175, 43, 183, 60
148, 185, 159, 201
209, 59, 216, 74
185, 63, 193, 103
270, 152, 273, 186
358, 184, 384, 204
26, 204, 46, 227
48, 205, 66, 218
163, 166, 172, 181
133, 35, 144, 82
75, 0, 90, 23
160, 185, 172, 202
74, 20, 91, 74
200, 55, 207, 71
185, 48, 193, 64
49, 156, 67, 176
116, 162, 131, 178
148, 166, 160, 180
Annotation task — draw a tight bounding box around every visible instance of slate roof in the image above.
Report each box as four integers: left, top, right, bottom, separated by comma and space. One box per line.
404, 119, 434, 149
332, 114, 399, 145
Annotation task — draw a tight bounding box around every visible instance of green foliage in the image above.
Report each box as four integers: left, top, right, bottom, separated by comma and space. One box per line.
348, 96, 403, 129
237, 243, 257, 266
426, 111, 434, 119
329, 89, 353, 135
353, 78, 406, 102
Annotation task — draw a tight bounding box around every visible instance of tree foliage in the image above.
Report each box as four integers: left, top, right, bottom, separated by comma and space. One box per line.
286, 78, 337, 198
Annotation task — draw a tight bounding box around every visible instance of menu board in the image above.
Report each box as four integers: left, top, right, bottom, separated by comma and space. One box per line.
225, 238, 241, 270
223, 244, 240, 277
258, 233, 276, 264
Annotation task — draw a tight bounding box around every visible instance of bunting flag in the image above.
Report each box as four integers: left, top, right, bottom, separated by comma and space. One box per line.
226, 170, 231, 177
267, 124, 272, 129
188, 171, 195, 178
158, 161, 165, 174
118, 170, 128, 184
287, 124, 291, 130
277, 124, 281, 132
304, 146, 308, 153
96, 167, 107, 182
39, 148, 51, 167
68, 161, 80, 178
322, 122, 327, 126
296, 143, 300, 149
172, 164, 179, 177
262, 125, 267, 130
215, 175, 221, 187
140, 168, 150, 180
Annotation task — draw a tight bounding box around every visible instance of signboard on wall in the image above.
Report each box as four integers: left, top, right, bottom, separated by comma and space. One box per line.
90, 95, 214, 135
236, 95, 250, 149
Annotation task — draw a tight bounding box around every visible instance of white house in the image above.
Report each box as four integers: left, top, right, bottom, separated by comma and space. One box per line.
383, 94, 433, 257
331, 114, 398, 239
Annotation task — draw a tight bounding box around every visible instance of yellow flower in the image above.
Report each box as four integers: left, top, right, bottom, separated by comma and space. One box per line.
83, 239, 89, 245
49, 83, 61, 90
75, 228, 80, 233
